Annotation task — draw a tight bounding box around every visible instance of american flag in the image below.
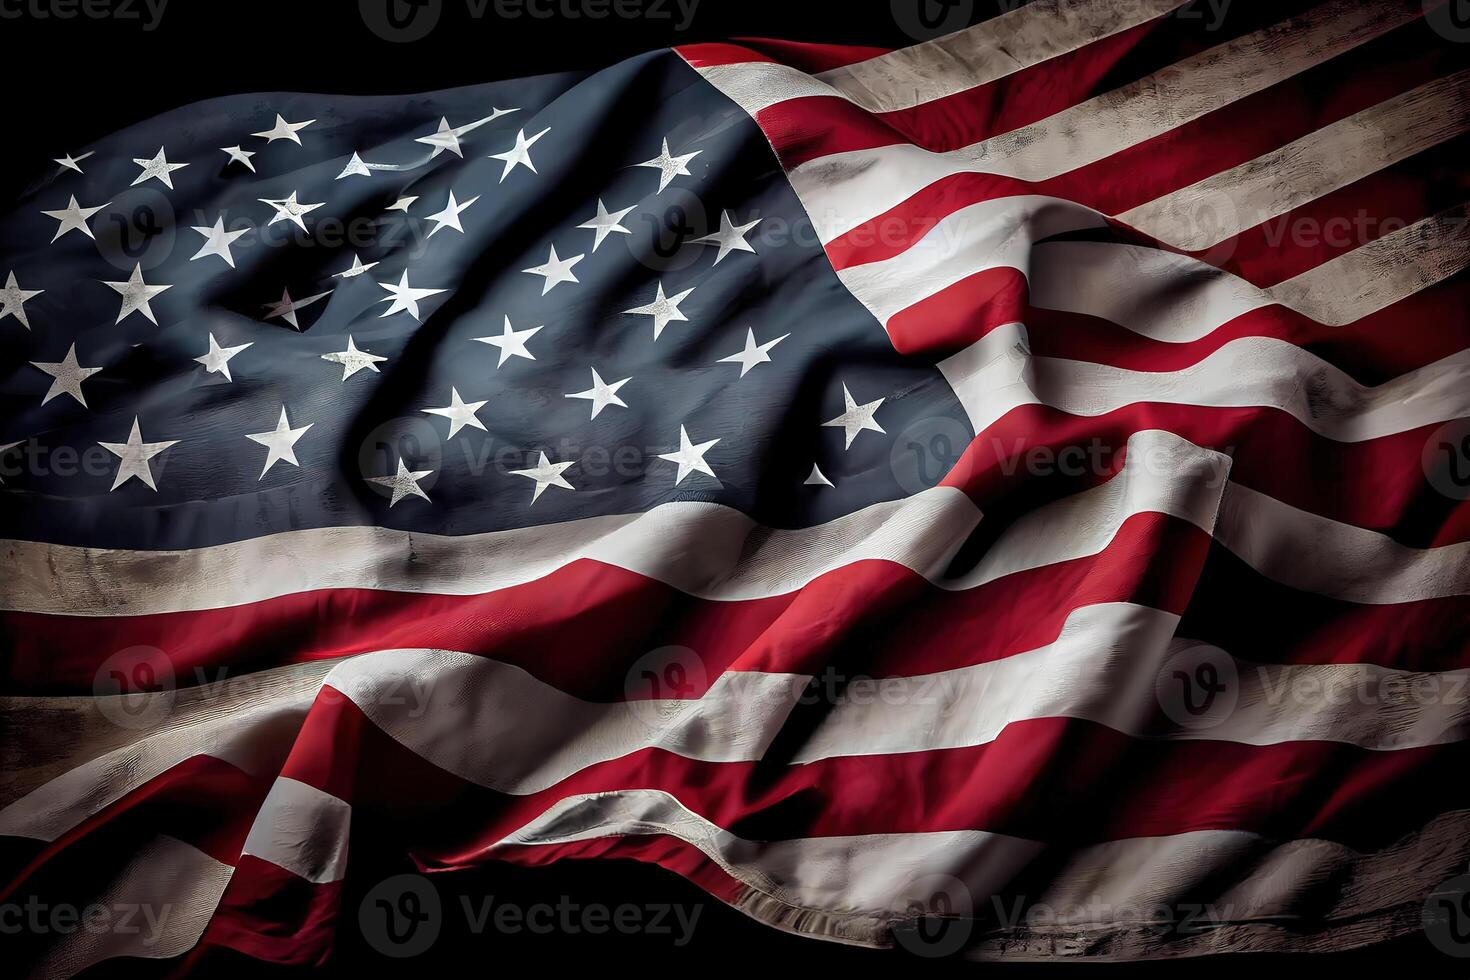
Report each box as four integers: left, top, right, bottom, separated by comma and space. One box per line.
5, 0, 1470, 972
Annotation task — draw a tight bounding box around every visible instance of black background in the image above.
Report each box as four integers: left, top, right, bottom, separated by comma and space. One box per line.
3, 0, 1460, 973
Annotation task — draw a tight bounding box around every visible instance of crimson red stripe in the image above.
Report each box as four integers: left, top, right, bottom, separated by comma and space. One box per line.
1180, 541, 1470, 673
281, 695, 1470, 855
821, 22, 1459, 274
760, 18, 1161, 169
945, 402, 1470, 549
676, 39, 888, 72
1210, 134, 1470, 286
1016, 275, 1470, 386
0, 512, 1204, 696
0, 754, 258, 902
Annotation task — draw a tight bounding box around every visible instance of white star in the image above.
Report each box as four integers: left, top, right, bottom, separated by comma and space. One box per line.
102, 264, 171, 325
577, 198, 635, 252
336, 152, 372, 179
30, 343, 101, 407
263, 287, 332, 329
489, 126, 550, 182
252, 114, 315, 144
377, 270, 448, 321
54, 151, 94, 173
510, 451, 575, 504
246, 406, 312, 479
566, 367, 630, 419
425, 190, 480, 238
823, 382, 886, 449
193, 333, 252, 382
624, 280, 694, 340
1, 271, 43, 330
416, 107, 518, 158
321, 335, 387, 380
241, 405, 310, 478
41, 195, 109, 242
522, 244, 583, 295
422, 387, 488, 439
387, 195, 418, 213
334, 253, 379, 278
99, 417, 178, 492
258, 191, 325, 232
220, 145, 257, 172
805, 464, 834, 487
635, 138, 700, 193
718, 327, 787, 377
474, 315, 541, 367
693, 210, 761, 265
367, 457, 432, 507
657, 425, 719, 485
130, 147, 189, 189
189, 216, 249, 268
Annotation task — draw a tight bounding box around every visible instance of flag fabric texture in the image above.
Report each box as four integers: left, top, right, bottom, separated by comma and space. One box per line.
5, 0, 1470, 972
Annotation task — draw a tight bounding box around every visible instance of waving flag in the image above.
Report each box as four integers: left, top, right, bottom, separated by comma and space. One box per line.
5, 0, 1470, 972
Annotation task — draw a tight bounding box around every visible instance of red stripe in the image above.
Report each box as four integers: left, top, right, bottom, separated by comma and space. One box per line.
820, 22, 1458, 275
946, 402, 1470, 549
676, 39, 889, 72
281, 696, 1470, 854
1, 512, 1204, 695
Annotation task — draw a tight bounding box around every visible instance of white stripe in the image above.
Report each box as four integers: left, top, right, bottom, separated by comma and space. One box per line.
1271, 201, 1470, 326
7, 425, 1465, 624
13, 602, 1469, 890
969, 808, 1470, 958
1217, 481, 1470, 605
3, 489, 981, 617
493, 789, 1470, 956
32, 835, 231, 980
812, 0, 1187, 113
0, 429, 1221, 618
834, 195, 1105, 323
497, 788, 1042, 919
841, 201, 1469, 342
0, 660, 334, 842
242, 777, 351, 884
327, 650, 809, 795
324, 609, 1467, 799
939, 321, 1470, 443
949, 429, 1229, 588
697, 0, 1187, 116
1029, 240, 1273, 340
785, 0, 1420, 241
1118, 68, 1470, 249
